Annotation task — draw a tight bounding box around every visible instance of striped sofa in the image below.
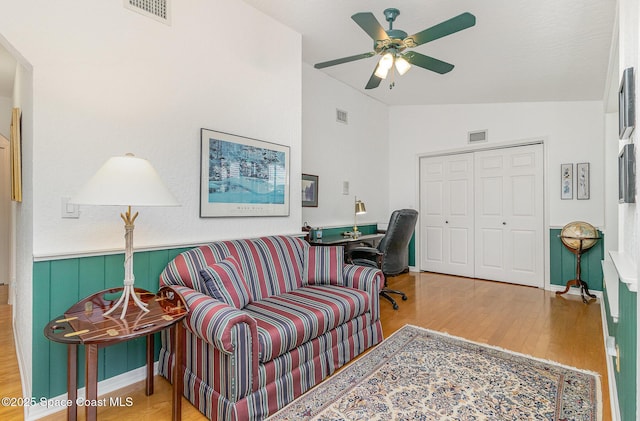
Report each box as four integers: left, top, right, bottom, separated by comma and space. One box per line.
158, 235, 384, 420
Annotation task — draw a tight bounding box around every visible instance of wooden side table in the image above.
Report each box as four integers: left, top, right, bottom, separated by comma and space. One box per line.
44, 286, 188, 421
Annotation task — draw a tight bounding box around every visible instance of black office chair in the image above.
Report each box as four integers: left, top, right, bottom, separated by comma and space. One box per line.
348, 209, 419, 310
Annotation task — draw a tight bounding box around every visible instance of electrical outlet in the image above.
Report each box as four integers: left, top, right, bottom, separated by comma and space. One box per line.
342, 181, 349, 195
61, 197, 79, 218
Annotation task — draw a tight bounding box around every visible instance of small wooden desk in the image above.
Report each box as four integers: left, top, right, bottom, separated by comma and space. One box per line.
308, 233, 384, 247
44, 286, 188, 421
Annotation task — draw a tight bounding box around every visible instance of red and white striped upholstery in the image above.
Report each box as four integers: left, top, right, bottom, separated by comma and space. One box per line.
303, 246, 345, 286
159, 236, 383, 420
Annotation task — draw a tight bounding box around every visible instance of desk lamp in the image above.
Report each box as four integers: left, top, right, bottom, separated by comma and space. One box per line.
71, 153, 179, 319
353, 197, 367, 238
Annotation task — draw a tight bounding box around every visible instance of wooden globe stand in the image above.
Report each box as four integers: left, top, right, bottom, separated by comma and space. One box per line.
556, 235, 599, 304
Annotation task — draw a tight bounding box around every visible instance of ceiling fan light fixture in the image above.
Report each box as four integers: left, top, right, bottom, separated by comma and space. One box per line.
379, 52, 394, 68
374, 51, 394, 79
374, 62, 390, 79
395, 56, 411, 75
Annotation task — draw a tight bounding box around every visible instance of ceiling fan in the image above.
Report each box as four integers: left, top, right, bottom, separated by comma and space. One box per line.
314, 8, 476, 90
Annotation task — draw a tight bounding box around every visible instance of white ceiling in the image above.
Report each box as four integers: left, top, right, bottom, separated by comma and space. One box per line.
243, 0, 616, 106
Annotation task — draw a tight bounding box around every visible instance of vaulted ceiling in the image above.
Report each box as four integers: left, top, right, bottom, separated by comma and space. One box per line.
243, 0, 616, 106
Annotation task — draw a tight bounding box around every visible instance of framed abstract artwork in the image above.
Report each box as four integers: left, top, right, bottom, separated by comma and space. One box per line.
302, 174, 318, 207
561, 163, 573, 200
200, 129, 290, 217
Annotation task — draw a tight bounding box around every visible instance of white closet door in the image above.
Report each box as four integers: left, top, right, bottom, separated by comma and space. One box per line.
420, 153, 474, 277
474, 144, 543, 287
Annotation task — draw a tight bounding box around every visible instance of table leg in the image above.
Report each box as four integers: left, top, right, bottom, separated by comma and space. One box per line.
146, 334, 154, 395
67, 345, 78, 421
85, 344, 98, 421
172, 323, 184, 421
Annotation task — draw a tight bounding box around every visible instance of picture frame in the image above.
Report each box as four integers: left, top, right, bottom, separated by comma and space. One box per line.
561, 163, 573, 200
301, 174, 318, 207
200, 128, 290, 217
577, 162, 590, 200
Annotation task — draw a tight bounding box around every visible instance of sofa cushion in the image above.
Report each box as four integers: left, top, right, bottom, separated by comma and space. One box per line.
199, 256, 253, 309
244, 285, 370, 362
303, 246, 345, 286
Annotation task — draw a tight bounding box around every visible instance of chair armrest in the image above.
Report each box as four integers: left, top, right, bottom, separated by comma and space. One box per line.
172, 286, 258, 354
348, 246, 382, 256
342, 264, 384, 321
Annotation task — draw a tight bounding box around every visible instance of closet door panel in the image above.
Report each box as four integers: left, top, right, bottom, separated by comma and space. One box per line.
420, 153, 474, 277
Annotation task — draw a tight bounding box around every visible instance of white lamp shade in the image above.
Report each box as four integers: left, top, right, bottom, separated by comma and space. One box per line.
374, 63, 390, 79
374, 52, 394, 79
70, 154, 179, 207
395, 56, 412, 75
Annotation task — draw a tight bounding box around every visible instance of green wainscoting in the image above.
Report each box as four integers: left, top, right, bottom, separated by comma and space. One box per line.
604, 281, 637, 421
32, 247, 190, 399
319, 224, 377, 238
33, 228, 417, 399
549, 229, 604, 291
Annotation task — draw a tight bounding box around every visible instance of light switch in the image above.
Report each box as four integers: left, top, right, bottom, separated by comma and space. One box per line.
61, 197, 79, 218
342, 181, 349, 195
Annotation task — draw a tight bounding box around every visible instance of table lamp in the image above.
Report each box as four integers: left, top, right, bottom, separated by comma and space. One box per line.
71, 153, 179, 319
353, 196, 367, 238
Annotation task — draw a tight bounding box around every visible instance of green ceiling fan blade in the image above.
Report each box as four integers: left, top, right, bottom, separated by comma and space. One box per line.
404, 52, 455, 74
365, 68, 383, 90
315, 52, 376, 69
352, 12, 390, 41
405, 12, 476, 47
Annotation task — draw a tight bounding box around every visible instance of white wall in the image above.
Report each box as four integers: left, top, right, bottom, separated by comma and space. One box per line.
604, 112, 620, 255
619, 0, 640, 414
619, 0, 639, 261
301, 64, 390, 228
388, 101, 606, 228
0, 0, 301, 407
0, 0, 302, 257
12, 60, 33, 411
0, 95, 11, 137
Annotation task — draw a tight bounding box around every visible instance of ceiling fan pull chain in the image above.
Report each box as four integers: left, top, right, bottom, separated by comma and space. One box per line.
389, 64, 396, 89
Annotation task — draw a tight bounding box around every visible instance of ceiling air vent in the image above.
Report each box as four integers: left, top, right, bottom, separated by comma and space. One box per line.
468, 129, 488, 144
336, 109, 348, 124
124, 0, 171, 25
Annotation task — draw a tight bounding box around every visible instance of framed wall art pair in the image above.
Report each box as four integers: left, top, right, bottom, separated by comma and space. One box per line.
561, 162, 590, 200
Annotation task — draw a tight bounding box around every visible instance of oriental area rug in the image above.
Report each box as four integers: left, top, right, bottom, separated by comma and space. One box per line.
268, 325, 601, 421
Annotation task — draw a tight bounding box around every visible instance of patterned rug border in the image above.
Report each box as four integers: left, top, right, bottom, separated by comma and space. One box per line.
401, 324, 604, 379
269, 324, 603, 421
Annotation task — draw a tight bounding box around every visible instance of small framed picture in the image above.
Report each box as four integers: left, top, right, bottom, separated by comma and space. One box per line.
577, 163, 590, 200
302, 174, 318, 207
561, 164, 573, 200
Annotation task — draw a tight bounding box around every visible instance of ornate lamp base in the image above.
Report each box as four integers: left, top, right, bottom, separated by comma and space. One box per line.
103, 206, 150, 319
103, 283, 149, 319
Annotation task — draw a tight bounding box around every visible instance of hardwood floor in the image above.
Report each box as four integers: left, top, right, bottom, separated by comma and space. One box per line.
4, 272, 611, 420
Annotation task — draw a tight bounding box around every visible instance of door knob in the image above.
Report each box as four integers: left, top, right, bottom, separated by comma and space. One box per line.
445, 221, 449, 224
502, 222, 507, 225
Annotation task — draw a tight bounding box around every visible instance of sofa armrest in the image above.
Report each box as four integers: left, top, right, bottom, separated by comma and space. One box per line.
342, 264, 384, 321
172, 286, 258, 354
170, 286, 260, 400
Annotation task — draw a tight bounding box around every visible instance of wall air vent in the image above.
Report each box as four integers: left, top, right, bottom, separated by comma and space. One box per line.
336, 109, 348, 124
468, 129, 488, 144
124, 0, 171, 25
